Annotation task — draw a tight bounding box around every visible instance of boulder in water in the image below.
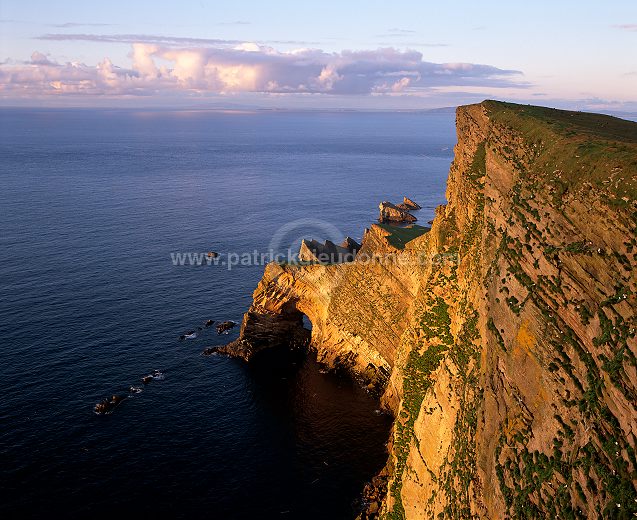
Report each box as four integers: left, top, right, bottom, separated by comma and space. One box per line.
94, 394, 126, 415
216, 321, 237, 335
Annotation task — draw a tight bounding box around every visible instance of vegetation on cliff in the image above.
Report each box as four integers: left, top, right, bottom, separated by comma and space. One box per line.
376, 224, 430, 249
227, 101, 637, 519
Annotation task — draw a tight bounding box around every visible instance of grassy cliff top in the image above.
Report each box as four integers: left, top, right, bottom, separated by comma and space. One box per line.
377, 224, 430, 249
482, 100, 637, 144
468, 100, 637, 206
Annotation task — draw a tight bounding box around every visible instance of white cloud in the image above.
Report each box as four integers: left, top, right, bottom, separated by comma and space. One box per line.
0, 42, 526, 101
131, 44, 159, 77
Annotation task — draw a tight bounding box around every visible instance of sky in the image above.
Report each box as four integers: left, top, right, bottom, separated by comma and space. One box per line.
1, 0, 636, 110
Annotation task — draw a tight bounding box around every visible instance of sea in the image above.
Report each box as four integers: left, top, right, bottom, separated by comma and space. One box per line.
0, 108, 456, 519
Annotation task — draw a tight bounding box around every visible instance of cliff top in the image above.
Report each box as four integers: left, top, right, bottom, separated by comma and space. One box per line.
481, 100, 637, 143
376, 223, 429, 249
460, 100, 637, 206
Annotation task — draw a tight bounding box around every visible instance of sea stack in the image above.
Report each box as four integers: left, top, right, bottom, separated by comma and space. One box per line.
401, 196, 421, 210
378, 201, 418, 223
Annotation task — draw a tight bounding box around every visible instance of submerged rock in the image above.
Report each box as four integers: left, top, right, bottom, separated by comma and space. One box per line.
141, 369, 164, 384
179, 329, 197, 340
216, 321, 236, 335
94, 394, 126, 415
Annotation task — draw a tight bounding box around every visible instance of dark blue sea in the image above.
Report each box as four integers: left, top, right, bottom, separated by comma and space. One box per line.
0, 108, 455, 519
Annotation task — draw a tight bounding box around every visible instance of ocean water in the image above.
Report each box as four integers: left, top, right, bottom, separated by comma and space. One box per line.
0, 108, 455, 519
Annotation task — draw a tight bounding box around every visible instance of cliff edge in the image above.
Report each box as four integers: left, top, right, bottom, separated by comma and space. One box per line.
225, 101, 637, 518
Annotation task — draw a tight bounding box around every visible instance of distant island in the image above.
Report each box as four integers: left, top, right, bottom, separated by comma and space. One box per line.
221, 101, 637, 518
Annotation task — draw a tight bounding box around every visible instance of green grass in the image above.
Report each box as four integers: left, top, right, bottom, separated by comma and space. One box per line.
468, 141, 486, 182
479, 100, 637, 205
483, 100, 637, 144
377, 223, 430, 249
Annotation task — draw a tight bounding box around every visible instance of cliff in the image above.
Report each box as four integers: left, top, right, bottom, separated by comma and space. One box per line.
225, 101, 637, 518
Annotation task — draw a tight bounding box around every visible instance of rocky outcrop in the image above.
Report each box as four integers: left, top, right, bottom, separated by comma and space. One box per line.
94, 395, 126, 415
397, 197, 422, 211
341, 236, 362, 255
298, 237, 360, 263
227, 101, 637, 518
221, 223, 426, 387
216, 320, 236, 335
379, 201, 418, 223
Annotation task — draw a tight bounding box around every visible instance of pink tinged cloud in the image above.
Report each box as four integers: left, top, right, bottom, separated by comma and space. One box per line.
0, 44, 526, 99
614, 24, 637, 31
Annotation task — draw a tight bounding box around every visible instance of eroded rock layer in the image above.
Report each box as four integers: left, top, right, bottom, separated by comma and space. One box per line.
225, 101, 637, 518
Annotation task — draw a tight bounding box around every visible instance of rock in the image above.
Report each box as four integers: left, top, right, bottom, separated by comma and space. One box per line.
94, 394, 126, 415
216, 321, 236, 335
378, 201, 417, 223
402, 196, 421, 210
202, 346, 219, 356
340, 236, 361, 256
299, 238, 358, 263
207, 251, 218, 259
141, 375, 153, 384
204, 319, 215, 328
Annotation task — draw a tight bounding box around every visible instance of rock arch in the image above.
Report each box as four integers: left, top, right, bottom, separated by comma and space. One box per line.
221, 225, 427, 392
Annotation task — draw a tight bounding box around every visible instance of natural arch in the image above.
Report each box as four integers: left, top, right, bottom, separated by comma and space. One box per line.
219, 233, 417, 393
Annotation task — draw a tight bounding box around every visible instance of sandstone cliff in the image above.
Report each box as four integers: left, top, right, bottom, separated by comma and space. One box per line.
226, 101, 637, 518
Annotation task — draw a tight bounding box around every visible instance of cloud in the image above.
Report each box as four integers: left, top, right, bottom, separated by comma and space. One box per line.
613, 24, 637, 31
51, 22, 115, 28
29, 51, 56, 66
37, 33, 244, 46
0, 42, 526, 101
376, 28, 417, 37
388, 28, 416, 34
217, 21, 251, 26
373, 28, 447, 47
376, 42, 449, 47
36, 32, 320, 46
